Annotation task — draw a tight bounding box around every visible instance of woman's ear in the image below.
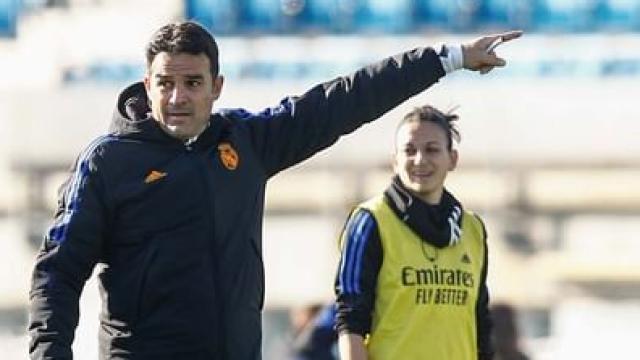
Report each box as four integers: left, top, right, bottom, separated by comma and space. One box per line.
448, 149, 459, 171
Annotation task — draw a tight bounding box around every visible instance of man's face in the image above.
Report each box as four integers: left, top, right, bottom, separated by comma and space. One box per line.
144, 52, 223, 140
393, 121, 458, 204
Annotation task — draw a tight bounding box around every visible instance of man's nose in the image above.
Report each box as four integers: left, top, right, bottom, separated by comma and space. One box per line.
169, 84, 187, 104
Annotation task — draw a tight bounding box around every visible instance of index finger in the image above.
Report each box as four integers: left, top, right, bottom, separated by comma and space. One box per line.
480, 30, 522, 50
496, 30, 523, 43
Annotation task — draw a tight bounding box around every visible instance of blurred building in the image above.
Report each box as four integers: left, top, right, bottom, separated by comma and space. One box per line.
2, 1, 640, 359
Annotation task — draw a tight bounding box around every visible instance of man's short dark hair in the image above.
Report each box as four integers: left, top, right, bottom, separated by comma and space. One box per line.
146, 21, 220, 77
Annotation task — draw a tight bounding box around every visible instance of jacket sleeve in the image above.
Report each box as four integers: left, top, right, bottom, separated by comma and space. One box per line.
238, 47, 445, 177
28, 139, 110, 359
474, 215, 494, 360
334, 209, 382, 336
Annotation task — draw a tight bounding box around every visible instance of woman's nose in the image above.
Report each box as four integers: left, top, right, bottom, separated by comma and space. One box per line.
414, 150, 427, 165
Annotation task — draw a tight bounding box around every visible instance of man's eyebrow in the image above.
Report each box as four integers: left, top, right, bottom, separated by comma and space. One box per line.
153, 74, 205, 79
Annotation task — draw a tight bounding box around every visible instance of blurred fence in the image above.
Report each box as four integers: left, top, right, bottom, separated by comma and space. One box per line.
4, 0, 640, 39
0, 0, 19, 37
186, 0, 640, 34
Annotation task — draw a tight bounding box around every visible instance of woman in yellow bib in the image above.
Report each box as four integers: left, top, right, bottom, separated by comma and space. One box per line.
335, 105, 492, 360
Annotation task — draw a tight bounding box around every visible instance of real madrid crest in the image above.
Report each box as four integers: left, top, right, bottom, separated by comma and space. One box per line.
217, 142, 239, 170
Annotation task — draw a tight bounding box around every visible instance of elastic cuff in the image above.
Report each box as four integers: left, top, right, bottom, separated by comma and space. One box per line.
437, 44, 464, 73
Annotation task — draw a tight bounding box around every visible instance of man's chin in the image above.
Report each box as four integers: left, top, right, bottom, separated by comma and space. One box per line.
162, 125, 191, 140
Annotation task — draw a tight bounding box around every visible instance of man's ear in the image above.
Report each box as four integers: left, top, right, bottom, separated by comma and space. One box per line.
143, 73, 150, 92
212, 75, 224, 100
143, 74, 152, 107
449, 149, 459, 171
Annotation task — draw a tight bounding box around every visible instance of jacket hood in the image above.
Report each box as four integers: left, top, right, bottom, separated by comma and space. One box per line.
110, 81, 153, 135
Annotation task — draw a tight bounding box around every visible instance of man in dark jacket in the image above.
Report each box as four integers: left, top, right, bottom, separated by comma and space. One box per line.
28, 21, 521, 359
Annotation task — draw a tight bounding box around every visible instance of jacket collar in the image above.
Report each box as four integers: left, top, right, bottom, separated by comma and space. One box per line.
383, 176, 464, 248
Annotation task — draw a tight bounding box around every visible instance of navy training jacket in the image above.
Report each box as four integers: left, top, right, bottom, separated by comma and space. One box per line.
29, 47, 445, 359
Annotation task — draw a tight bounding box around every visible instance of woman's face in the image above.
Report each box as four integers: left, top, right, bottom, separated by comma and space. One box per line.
393, 120, 458, 204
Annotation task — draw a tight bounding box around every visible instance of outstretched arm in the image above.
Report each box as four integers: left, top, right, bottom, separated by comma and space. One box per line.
240, 30, 522, 176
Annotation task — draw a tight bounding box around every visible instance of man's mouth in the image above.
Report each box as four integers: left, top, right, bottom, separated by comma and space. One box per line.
167, 112, 191, 117
166, 112, 192, 124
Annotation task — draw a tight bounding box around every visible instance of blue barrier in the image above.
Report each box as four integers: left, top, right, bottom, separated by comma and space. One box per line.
184, 0, 640, 34
185, 0, 238, 34
533, 0, 599, 32
239, 0, 283, 32
596, 0, 640, 31
353, 0, 413, 33
414, 0, 481, 31
478, 0, 536, 30
273, 0, 353, 34
304, 0, 344, 30
0, 0, 19, 37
